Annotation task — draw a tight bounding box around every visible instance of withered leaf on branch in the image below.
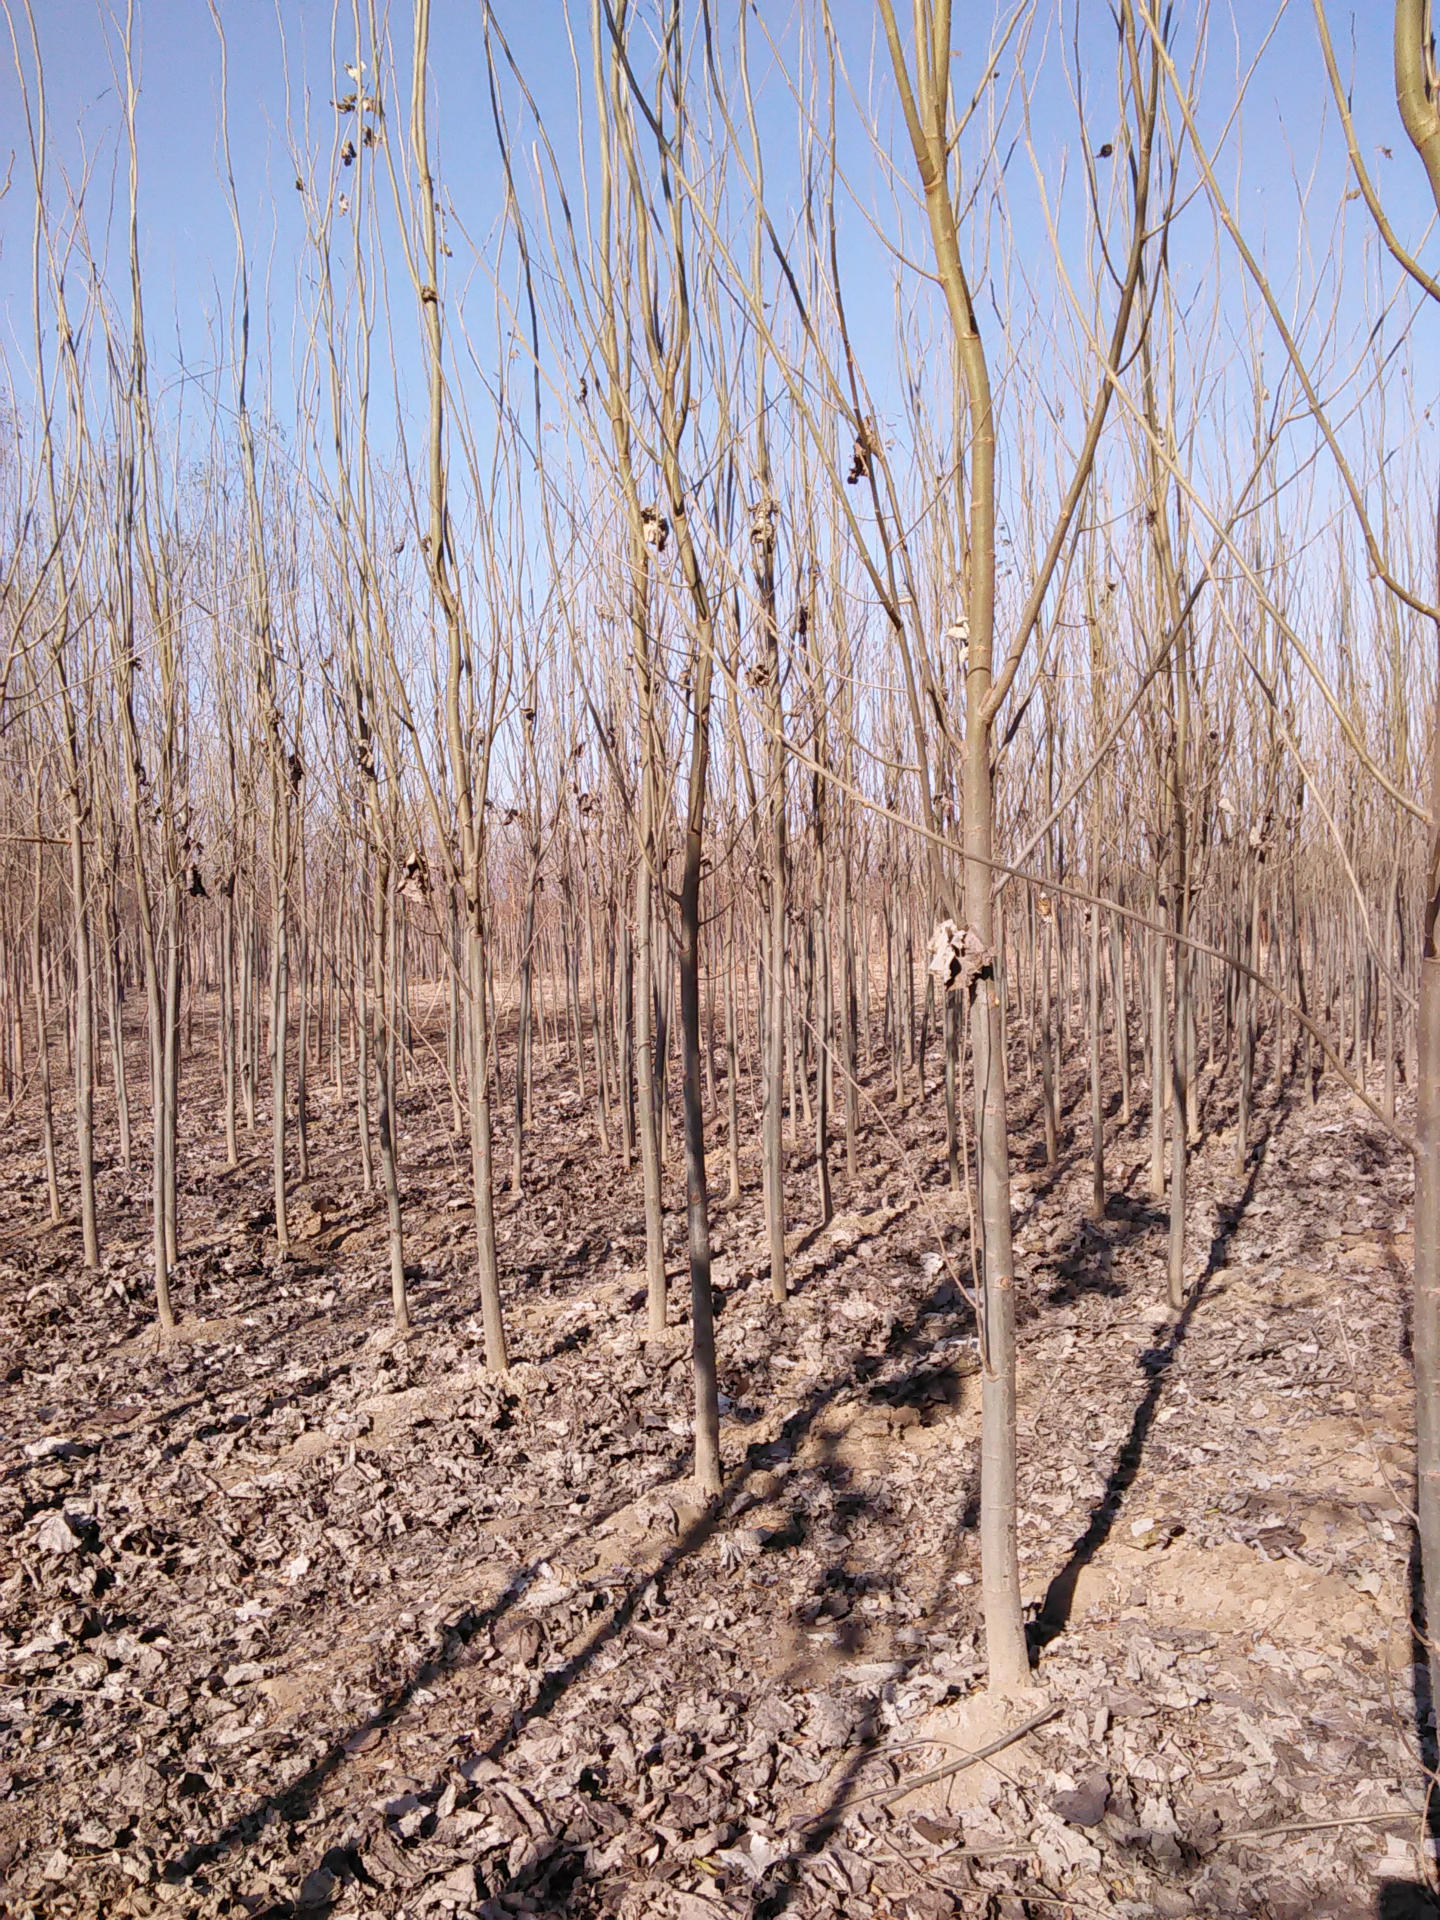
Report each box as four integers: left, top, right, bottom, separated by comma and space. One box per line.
927, 917, 992, 991
846, 420, 878, 485
640, 504, 670, 553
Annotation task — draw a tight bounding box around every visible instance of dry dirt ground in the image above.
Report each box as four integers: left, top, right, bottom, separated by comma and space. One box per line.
0, 1003, 1434, 1919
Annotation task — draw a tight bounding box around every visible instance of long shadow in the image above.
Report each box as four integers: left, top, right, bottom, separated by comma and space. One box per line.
0, 1365, 278, 1486
785, 1204, 917, 1302
791, 1073, 1139, 1311
474, 1277, 983, 1753
749, 1094, 1299, 1919
1407, 1528, 1440, 1847
158, 1267, 983, 1897
743, 1441, 986, 1919
3, 1264, 398, 1474
145, 1066, 1306, 1910
162, 1359, 366, 1457
105, 1212, 578, 1462
460, 1289, 992, 1918
1033, 1097, 1290, 1646
1379, 1881, 1440, 1918
1004, 1072, 1156, 1247
157, 1461, 690, 1888
1025, 1196, 1159, 1316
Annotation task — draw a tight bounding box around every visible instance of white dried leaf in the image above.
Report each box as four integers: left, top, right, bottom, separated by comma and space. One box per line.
35, 1511, 84, 1555
927, 918, 992, 991
520, 1579, 576, 1611
715, 1830, 785, 1881
1033, 1808, 1102, 1877
804, 1691, 855, 1751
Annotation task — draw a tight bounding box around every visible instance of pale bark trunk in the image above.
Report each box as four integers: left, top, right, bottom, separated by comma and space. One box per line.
1089, 906, 1106, 1222
467, 924, 509, 1372
636, 842, 667, 1339
31, 827, 61, 1228
374, 855, 409, 1333
221, 888, 239, 1169
270, 898, 289, 1255
67, 808, 99, 1267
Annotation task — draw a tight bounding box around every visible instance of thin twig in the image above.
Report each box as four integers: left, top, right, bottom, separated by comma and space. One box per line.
1213, 1807, 1422, 1844
856, 1701, 1062, 1807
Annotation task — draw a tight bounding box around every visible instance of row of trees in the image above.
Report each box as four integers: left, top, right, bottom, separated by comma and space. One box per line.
2, 0, 1437, 1700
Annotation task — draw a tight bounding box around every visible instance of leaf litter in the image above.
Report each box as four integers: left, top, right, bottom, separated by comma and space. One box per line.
0, 1034, 1432, 1919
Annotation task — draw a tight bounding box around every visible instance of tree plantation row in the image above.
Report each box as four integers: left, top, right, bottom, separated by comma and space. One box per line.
2, 0, 1438, 1723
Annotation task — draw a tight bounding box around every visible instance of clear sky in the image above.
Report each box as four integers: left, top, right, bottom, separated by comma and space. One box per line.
0, 4, 1435, 509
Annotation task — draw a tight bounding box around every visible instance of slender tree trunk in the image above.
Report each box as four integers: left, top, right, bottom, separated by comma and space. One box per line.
636, 839, 667, 1339
161, 905, 179, 1269
31, 822, 61, 1228
814, 901, 833, 1224
619, 918, 636, 1168
725, 905, 742, 1205
1089, 906, 1105, 1220
512, 820, 539, 1194
763, 892, 787, 1302
467, 923, 509, 1371
1040, 907, 1058, 1164
270, 871, 290, 1256
296, 834, 310, 1184
221, 887, 239, 1168
680, 829, 722, 1496
240, 909, 256, 1133
840, 857, 859, 1182
1148, 913, 1167, 1197
373, 852, 409, 1333
107, 880, 132, 1171
446, 895, 464, 1135
67, 804, 99, 1267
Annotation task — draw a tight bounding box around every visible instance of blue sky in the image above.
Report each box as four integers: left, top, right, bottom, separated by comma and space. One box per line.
0, 1, 1435, 554
0, 6, 1430, 342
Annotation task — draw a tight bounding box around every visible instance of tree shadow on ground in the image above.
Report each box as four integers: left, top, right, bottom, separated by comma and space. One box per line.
155, 1069, 1364, 1918
1033, 1092, 1293, 1648
1378, 1882, 1440, 1919
742, 1430, 983, 1918
743, 1087, 1311, 1920
1408, 1528, 1440, 1844
444, 1083, 1307, 1913
783, 1202, 917, 1303
158, 1263, 985, 1902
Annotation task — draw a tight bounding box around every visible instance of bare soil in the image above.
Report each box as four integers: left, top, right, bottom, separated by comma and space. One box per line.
0, 1007, 1433, 1919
